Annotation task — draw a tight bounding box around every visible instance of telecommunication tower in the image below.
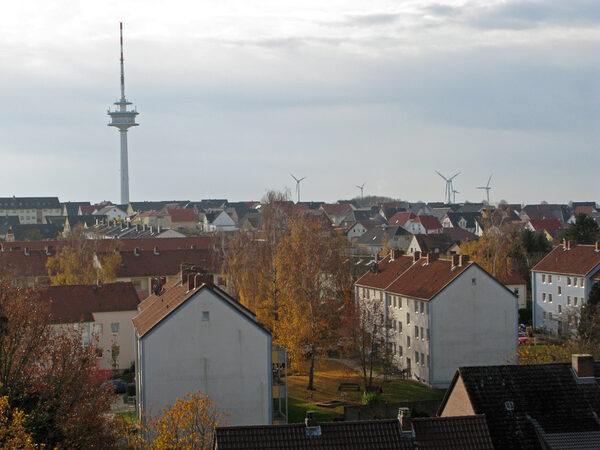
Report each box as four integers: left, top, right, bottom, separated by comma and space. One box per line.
108, 22, 139, 205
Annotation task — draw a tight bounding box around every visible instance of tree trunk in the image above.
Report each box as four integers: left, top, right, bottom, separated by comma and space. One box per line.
307, 345, 316, 390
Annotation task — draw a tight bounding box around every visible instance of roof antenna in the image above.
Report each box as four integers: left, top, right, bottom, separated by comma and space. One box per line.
120, 22, 126, 101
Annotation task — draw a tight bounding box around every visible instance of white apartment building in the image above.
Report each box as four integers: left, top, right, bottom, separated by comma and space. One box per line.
133, 268, 279, 425
355, 250, 518, 388
532, 240, 600, 335
0, 197, 61, 224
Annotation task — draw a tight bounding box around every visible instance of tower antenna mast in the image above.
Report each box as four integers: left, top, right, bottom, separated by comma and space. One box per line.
108, 22, 139, 205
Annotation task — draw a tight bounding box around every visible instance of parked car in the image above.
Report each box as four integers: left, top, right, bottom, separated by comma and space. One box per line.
104, 379, 127, 394
518, 332, 530, 345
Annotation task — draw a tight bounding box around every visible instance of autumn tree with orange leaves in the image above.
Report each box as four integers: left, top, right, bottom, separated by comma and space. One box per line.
0, 279, 118, 447
275, 215, 352, 390
46, 224, 121, 285
126, 391, 226, 449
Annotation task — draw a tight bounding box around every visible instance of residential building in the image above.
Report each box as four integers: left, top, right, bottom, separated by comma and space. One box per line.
439, 354, 600, 449
133, 211, 173, 229
353, 225, 413, 256
133, 268, 278, 426
0, 197, 61, 224
407, 233, 455, 255
441, 212, 481, 234
355, 251, 518, 388
38, 282, 139, 370
94, 205, 128, 220
214, 411, 494, 449
203, 210, 237, 232
531, 240, 600, 335
167, 208, 198, 229
402, 215, 443, 235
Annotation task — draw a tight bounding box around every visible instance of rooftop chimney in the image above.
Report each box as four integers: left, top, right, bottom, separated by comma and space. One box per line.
459, 255, 469, 266
572, 354, 595, 381
563, 239, 574, 250
595, 241, 599, 252
413, 251, 421, 262
451, 254, 460, 268
398, 407, 412, 433
426, 253, 438, 264
153, 245, 159, 255
390, 249, 403, 261
305, 411, 322, 436
134, 246, 140, 256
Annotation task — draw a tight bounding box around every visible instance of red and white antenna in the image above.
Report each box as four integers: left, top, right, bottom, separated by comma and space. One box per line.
120, 22, 125, 100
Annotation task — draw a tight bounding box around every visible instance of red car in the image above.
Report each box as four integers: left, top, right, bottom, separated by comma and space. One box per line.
518, 334, 530, 345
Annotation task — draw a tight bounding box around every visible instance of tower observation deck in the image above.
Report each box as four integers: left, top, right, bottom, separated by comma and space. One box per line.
108, 22, 139, 205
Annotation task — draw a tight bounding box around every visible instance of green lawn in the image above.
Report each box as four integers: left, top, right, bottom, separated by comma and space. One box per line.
286, 359, 445, 423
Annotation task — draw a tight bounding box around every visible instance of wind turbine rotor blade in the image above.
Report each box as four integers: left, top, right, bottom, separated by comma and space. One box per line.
435, 170, 448, 181
449, 172, 461, 181
487, 174, 493, 187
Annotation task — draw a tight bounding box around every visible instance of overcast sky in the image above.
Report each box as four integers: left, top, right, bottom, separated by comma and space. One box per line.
1, 0, 598, 204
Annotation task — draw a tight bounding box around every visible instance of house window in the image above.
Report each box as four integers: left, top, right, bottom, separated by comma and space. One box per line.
567, 277, 571, 285
426, 303, 429, 314
420, 302, 424, 314
543, 312, 547, 320
558, 305, 562, 314
415, 352, 420, 364
542, 274, 546, 283
398, 322, 403, 333
472, 278, 477, 286
427, 355, 430, 367
542, 293, 546, 302
399, 345, 403, 356
421, 327, 424, 340
386, 298, 391, 307
111, 323, 119, 334
421, 353, 425, 366
567, 296, 571, 305
415, 327, 419, 338
574, 278, 578, 287
399, 297, 403, 308
548, 275, 552, 283
407, 336, 411, 348
393, 297, 397, 308
549, 294, 553, 303
93, 323, 103, 336
392, 320, 396, 331
549, 312, 553, 320
557, 286, 562, 295
202, 311, 210, 321
427, 328, 430, 340
574, 297, 578, 306
414, 301, 418, 312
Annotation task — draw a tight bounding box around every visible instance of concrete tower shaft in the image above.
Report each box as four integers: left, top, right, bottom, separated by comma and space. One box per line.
108, 22, 139, 205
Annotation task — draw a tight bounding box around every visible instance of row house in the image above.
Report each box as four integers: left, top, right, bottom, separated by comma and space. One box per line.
355, 250, 517, 388
531, 240, 600, 335
0, 197, 61, 224
38, 282, 139, 370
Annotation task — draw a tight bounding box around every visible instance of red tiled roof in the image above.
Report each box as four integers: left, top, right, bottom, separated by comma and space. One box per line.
137, 210, 168, 217
415, 215, 443, 231
167, 208, 197, 223
574, 205, 596, 216
320, 203, 352, 215
388, 212, 416, 226
116, 248, 221, 278
134, 273, 263, 338
528, 219, 564, 231
387, 257, 472, 300
0, 236, 217, 253
355, 255, 415, 290
0, 247, 221, 279
79, 204, 100, 215
38, 282, 139, 324
444, 227, 477, 242
532, 243, 600, 276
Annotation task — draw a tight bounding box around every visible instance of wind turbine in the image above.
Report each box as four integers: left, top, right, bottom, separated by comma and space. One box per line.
452, 189, 460, 204
477, 174, 493, 204
290, 174, 306, 203
435, 171, 460, 204
356, 182, 366, 199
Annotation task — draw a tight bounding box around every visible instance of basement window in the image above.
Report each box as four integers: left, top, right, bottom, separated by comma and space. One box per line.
202, 311, 210, 321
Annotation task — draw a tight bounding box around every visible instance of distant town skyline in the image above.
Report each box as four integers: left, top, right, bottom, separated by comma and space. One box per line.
1, 1, 598, 204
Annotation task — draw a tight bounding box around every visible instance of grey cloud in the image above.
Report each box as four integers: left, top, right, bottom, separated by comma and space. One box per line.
344, 13, 400, 26
424, 4, 461, 17
469, 0, 600, 30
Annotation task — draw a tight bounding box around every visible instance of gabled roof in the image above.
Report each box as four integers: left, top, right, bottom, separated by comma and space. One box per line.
355, 225, 413, 247
11, 224, 61, 240
388, 211, 416, 227
133, 273, 267, 338
38, 282, 139, 324
443, 227, 477, 243
167, 208, 197, 223
79, 204, 100, 215
116, 248, 220, 278
439, 362, 600, 450
128, 201, 189, 213
62, 201, 90, 216
320, 203, 353, 215
0, 197, 60, 210
445, 212, 482, 229
386, 257, 472, 300
214, 415, 494, 449
414, 215, 443, 231
532, 243, 600, 276
410, 234, 454, 254
528, 218, 564, 232
355, 254, 414, 290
